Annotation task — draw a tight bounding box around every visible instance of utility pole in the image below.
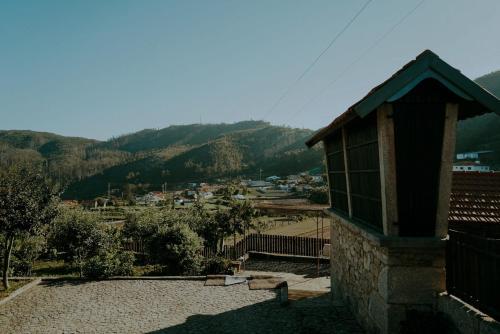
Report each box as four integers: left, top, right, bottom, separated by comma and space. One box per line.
259, 168, 263, 181
107, 182, 111, 200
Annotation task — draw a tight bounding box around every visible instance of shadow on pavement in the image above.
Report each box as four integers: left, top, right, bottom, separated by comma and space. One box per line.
147, 293, 364, 334
243, 259, 330, 279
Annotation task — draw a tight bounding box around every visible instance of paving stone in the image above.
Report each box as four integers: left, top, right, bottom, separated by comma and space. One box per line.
0, 280, 364, 333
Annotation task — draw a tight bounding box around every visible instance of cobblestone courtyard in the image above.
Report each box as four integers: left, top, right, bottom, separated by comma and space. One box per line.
0, 279, 363, 334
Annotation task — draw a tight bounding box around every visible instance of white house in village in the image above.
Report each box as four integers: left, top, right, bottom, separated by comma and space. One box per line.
453, 161, 491, 172
265, 175, 280, 182
310, 175, 324, 183
248, 180, 271, 188
199, 191, 214, 199
231, 194, 246, 200
135, 192, 165, 205
456, 150, 493, 160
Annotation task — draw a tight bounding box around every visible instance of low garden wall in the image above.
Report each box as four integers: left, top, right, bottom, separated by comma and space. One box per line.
438, 293, 500, 334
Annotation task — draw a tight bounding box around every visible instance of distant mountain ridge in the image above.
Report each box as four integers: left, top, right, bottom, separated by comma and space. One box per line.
98, 121, 269, 152
2, 70, 500, 199
0, 121, 323, 199
63, 121, 323, 199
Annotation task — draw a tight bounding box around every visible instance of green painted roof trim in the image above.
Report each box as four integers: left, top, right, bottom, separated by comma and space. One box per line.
354, 50, 500, 118
387, 69, 473, 102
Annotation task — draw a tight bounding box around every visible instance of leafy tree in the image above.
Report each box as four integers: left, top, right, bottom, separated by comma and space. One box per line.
10, 234, 47, 276
207, 209, 232, 252
0, 165, 58, 289
122, 208, 163, 242
49, 207, 134, 278
49, 208, 103, 276
228, 200, 257, 258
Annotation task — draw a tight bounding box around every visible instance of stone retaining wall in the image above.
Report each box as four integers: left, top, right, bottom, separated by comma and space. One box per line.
330, 215, 386, 331
329, 214, 446, 333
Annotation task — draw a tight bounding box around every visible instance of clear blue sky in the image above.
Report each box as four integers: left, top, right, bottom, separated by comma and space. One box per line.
1, 0, 499, 140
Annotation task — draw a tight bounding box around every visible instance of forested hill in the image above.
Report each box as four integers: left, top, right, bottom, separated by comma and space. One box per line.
456, 70, 500, 168
98, 121, 270, 152
0, 122, 323, 199
0, 130, 132, 185
64, 122, 323, 199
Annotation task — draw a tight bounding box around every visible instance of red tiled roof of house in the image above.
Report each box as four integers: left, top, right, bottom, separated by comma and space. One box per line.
449, 172, 500, 224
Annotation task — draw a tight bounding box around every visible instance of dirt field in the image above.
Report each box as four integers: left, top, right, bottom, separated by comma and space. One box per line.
262, 216, 330, 239
224, 215, 330, 245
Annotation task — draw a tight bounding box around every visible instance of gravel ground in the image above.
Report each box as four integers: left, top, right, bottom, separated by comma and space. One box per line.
0, 279, 363, 334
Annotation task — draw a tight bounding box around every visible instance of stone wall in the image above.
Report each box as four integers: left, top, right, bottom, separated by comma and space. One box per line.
438, 293, 500, 334
330, 215, 386, 332
329, 213, 446, 333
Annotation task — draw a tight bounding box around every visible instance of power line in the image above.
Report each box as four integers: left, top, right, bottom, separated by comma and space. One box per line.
288, 0, 426, 122
261, 0, 373, 121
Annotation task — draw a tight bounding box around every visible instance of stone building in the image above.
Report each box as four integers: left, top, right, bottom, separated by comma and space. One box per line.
306, 50, 500, 333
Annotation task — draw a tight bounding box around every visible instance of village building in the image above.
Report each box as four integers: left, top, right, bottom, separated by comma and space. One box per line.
199, 191, 214, 199
135, 192, 165, 205
248, 180, 272, 188
265, 175, 281, 182
310, 175, 324, 184
452, 161, 491, 172
456, 150, 493, 161
307, 50, 500, 333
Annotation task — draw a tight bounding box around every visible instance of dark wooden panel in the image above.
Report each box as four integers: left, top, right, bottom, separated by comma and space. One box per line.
325, 131, 349, 214
346, 113, 383, 230
393, 81, 447, 237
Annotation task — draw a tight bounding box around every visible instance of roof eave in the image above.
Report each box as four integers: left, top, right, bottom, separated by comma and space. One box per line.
305, 50, 500, 148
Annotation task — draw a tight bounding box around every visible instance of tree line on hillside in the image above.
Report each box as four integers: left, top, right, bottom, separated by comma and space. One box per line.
0, 132, 132, 188
61, 125, 323, 199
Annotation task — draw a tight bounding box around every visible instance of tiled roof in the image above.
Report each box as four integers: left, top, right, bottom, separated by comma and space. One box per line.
306, 50, 500, 147
449, 172, 500, 224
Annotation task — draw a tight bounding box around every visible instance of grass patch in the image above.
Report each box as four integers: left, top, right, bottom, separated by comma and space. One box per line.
132, 264, 166, 276
32, 260, 165, 277
0, 279, 32, 300
32, 260, 77, 277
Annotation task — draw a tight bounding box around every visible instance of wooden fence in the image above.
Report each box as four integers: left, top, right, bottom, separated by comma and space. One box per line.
125, 234, 330, 260
123, 239, 145, 253
201, 233, 330, 259
447, 229, 500, 320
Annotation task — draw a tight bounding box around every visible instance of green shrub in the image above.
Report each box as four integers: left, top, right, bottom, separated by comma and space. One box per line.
50, 207, 134, 278
82, 255, 109, 279
48, 208, 103, 263
2, 234, 47, 276
202, 257, 232, 275
82, 251, 134, 279
148, 224, 203, 275
308, 187, 329, 204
